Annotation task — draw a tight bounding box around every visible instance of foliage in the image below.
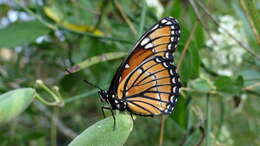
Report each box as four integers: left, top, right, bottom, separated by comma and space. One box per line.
0, 0, 259, 145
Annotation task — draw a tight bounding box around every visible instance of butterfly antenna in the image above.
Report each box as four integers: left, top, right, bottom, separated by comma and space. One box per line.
83, 79, 102, 90
64, 66, 102, 90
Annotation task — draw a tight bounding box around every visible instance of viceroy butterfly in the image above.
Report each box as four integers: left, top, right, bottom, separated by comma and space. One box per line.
97, 17, 182, 126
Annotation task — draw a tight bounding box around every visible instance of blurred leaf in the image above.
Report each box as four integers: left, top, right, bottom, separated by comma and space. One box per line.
214, 76, 244, 94
170, 95, 186, 129
194, 24, 204, 49
163, 0, 182, 19
190, 78, 214, 93
0, 4, 10, 17
0, 21, 49, 48
68, 114, 133, 146
0, 88, 35, 124
179, 42, 200, 83
44, 6, 103, 36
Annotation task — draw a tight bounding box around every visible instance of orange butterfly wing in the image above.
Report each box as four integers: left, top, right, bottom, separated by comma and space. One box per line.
109, 17, 181, 116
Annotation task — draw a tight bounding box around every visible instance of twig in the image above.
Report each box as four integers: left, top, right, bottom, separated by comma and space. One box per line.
195, 0, 260, 60
159, 116, 166, 146
177, 22, 198, 70
239, 0, 260, 46
34, 103, 77, 139
242, 82, 260, 91
196, 126, 205, 146
113, 0, 138, 35
188, 0, 217, 46
93, 0, 110, 31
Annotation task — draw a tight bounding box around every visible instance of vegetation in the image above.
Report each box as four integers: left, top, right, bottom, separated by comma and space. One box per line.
0, 0, 259, 145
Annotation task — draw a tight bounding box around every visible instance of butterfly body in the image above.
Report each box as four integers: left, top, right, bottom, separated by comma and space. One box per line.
99, 17, 181, 118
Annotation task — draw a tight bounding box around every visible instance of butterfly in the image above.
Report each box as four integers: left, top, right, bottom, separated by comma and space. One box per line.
98, 17, 182, 125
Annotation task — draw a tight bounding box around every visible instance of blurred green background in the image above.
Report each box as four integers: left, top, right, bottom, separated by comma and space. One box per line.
0, 0, 259, 145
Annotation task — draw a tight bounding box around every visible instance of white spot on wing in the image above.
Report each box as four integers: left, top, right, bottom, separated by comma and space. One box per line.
125, 64, 130, 68
170, 69, 174, 75
171, 37, 175, 42
170, 96, 175, 103
168, 44, 172, 50
172, 78, 176, 84
152, 24, 159, 30
161, 19, 167, 23
166, 21, 172, 25
163, 62, 168, 68
145, 43, 153, 49
155, 58, 161, 63
141, 37, 150, 46
173, 86, 177, 92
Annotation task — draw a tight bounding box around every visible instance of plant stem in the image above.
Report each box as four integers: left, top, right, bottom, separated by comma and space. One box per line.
205, 93, 211, 146
159, 116, 165, 146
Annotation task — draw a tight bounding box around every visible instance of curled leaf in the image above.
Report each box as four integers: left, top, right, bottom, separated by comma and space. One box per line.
43, 6, 103, 36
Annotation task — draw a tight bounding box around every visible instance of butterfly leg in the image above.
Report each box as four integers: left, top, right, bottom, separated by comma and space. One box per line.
101, 106, 116, 130
101, 106, 108, 118
130, 113, 135, 123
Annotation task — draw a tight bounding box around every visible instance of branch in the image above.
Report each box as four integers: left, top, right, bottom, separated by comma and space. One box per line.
188, 0, 218, 46
113, 0, 138, 35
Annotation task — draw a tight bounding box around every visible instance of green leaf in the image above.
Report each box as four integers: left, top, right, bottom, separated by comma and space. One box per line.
179, 41, 200, 83
0, 88, 35, 124
0, 21, 49, 48
68, 113, 133, 146
170, 95, 186, 129
190, 78, 214, 93
214, 76, 244, 94
214, 76, 234, 93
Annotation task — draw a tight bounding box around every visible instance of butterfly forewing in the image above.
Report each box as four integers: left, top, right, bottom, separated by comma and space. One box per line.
109, 17, 181, 116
